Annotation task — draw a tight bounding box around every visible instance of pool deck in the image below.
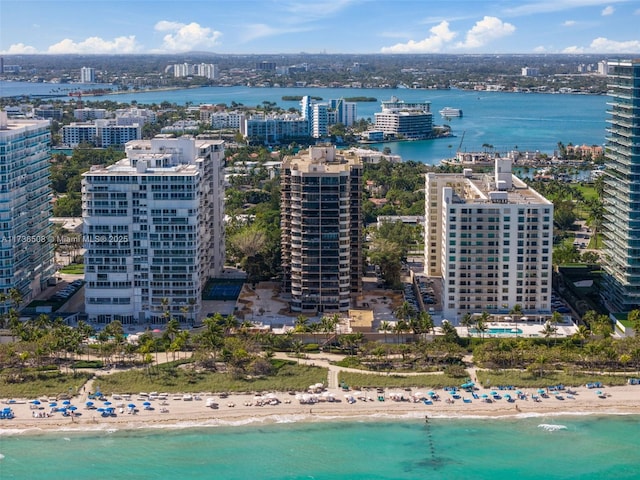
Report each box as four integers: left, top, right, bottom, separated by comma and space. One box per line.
456, 321, 578, 339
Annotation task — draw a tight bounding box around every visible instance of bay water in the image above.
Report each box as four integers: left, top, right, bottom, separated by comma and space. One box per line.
2, 82, 607, 164
1, 414, 639, 479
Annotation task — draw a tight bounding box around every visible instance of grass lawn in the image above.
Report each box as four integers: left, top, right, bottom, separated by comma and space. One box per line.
94, 362, 328, 395
574, 183, 599, 202
58, 264, 84, 275
0, 371, 93, 398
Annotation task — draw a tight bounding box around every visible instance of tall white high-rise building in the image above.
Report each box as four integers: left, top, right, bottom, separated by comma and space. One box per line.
425, 159, 553, 321
82, 135, 225, 325
80, 67, 95, 83
0, 112, 55, 312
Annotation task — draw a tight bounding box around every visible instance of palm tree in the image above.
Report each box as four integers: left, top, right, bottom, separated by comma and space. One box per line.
294, 315, 310, 333
540, 322, 557, 345
393, 320, 409, 344
476, 312, 490, 340
460, 313, 474, 337
573, 324, 591, 347
509, 304, 523, 337
394, 301, 416, 324
379, 320, 392, 344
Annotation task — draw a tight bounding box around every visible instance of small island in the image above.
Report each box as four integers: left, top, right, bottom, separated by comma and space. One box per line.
282, 95, 323, 101
343, 96, 377, 102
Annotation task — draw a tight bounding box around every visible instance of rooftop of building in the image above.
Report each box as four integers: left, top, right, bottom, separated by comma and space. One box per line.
283, 145, 362, 173
428, 162, 552, 206
0, 112, 49, 134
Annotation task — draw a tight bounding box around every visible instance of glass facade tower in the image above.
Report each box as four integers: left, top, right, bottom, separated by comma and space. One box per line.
0, 113, 55, 311
602, 59, 640, 313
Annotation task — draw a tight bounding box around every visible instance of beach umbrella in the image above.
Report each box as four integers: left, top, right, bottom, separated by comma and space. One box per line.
481, 394, 488, 398
68, 406, 77, 411
504, 394, 511, 399
62, 400, 71, 405
490, 391, 497, 396
97, 408, 105, 413
537, 389, 545, 394
49, 402, 57, 408
103, 401, 112, 406
515, 390, 523, 395
427, 391, 435, 396
30, 399, 41, 405
85, 401, 94, 406
596, 390, 602, 395
142, 401, 151, 406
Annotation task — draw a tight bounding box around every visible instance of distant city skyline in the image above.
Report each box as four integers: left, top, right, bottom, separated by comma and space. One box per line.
1, 0, 639, 56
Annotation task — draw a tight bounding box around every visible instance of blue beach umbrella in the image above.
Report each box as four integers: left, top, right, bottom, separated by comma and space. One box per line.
142, 401, 151, 406
30, 399, 41, 405
481, 394, 488, 398
103, 401, 112, 406
62, 400, 71, 405
85, 401, 94, 406
97, 408, 105, 413
49, 402, 57, 408
68, 406, 77, 411
538, 389, 545, 394
128, 403, 136, 409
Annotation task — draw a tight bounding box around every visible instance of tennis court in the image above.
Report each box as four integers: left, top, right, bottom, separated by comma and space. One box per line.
203, 279, 244, 301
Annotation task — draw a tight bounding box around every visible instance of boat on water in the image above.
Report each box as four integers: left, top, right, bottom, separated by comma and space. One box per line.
439, 107, 463, 117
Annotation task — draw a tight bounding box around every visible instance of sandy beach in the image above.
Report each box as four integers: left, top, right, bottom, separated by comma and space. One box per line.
2, 381, 640, 434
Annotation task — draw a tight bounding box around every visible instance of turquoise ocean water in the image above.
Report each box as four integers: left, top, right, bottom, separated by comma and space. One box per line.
1, 415, 639, 479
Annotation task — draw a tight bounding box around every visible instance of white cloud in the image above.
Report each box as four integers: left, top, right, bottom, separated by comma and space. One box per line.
562, 45, 585, 53
562, 37, 640, 53
533, 45, 547, 52
1, 43, 38, 54
563, 20, 577, 26
601, 5, 615, 15
589, 37, 640, 52
380, 21, 456, 53
154, 21, 222, 52
47, 36, 140, 54
455, 16, 515, 49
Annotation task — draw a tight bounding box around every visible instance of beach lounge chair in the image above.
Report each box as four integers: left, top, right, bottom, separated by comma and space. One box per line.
463, 398, 472, 403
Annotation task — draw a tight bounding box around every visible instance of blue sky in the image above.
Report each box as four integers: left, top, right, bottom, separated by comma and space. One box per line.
1, 0, 639, 55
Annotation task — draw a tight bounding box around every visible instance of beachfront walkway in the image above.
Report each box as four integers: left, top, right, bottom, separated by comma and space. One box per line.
272, 352, 446, 390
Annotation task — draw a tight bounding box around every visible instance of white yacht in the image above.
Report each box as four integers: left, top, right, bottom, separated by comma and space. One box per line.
439, 107, 463, 117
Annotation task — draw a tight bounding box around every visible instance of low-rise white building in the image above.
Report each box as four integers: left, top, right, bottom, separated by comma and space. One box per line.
62, 120, 141, 148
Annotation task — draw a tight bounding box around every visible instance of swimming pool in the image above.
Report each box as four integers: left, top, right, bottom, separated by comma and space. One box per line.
469, 327, 523, 335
